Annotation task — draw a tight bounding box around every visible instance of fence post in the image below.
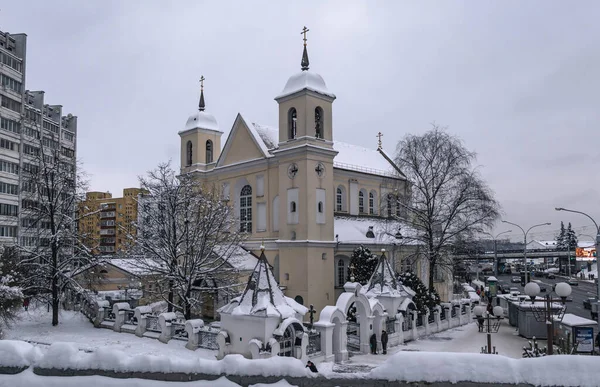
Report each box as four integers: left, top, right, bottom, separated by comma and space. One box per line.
112, 302, 131, 333
411, 311, 419, 339
184, 319, 204, 350
94, 301, 110, 328
394, 313, 404, 345
158, 312, 176, 343
424, 309, 431, 335
313, 322, 333, 362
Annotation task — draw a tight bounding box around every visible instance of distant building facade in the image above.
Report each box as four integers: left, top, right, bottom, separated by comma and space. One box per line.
79, 188, 143, 254
0, 29, 78, 249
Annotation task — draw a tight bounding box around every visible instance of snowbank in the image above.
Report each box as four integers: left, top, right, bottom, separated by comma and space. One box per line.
370, 351, 600, 386
1, 341, 310, 378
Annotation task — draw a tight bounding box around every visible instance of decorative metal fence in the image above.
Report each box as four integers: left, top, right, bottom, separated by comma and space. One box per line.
198, 328, 219, 350
307, 331, 321, 355
461, 305, 467, 315
451, 307, 457, 318
416, 314, 423, 327
105, 308, 116, 322
428, 312, 435, 324
172, 322, 187, 341
440, 307, 446, 321
386, 318, 396, 334
146, 315, 160, 332
347, 322, 360, 351
125, 310, 137, 325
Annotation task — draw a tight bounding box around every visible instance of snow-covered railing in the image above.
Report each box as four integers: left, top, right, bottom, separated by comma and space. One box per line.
306, 331, 321, 355
146, 315, 160, 332
171, 321, 187, 341
333, 161, 397, 177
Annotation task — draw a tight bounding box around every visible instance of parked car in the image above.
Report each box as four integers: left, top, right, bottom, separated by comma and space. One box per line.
583, 297, 598, 310
509, 287, 520, 295
547, 273, 556, 279
511, 276, 521, 283
568, 279, 579, 286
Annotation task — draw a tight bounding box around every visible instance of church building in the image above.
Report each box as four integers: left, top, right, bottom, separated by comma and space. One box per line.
177, 29, 450, 317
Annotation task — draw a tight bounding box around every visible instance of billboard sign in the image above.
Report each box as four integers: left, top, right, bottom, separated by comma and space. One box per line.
574, 326, 594, 353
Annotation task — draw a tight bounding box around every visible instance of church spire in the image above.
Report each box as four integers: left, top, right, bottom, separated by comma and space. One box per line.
300, 26, 310, 71
199, 75, 206, 111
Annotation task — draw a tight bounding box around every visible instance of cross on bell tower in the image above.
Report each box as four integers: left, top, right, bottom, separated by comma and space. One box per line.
300, 26, 310, 71
376, 132, 383, 150
198, 75, 206, 112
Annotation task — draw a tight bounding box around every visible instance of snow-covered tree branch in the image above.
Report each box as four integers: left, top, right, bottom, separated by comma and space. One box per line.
127, 162, 246, 319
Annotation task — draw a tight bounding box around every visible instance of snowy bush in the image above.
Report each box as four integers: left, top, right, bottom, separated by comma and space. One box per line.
347, 245, 378, 285
396, 271, 440, 314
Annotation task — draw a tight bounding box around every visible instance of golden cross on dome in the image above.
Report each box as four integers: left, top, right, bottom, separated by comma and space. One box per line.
199, 75, 205, 90
301, 26, 309, 46
376, 132, 383, 149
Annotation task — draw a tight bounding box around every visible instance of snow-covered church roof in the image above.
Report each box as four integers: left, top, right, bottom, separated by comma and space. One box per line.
334, 216, 421, 245
246, 119, 402, 178
220, 249, 307, 319
275, 71, 336, 100
364, 251, 415, 298
184, 111, 220, 132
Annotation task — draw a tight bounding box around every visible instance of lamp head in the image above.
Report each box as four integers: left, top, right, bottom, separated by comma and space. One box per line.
555, 207, 564, 211
473, 305, 484, 317
493, 306, 503, 318
554, 282, 572, 302
524, 282, 540, 303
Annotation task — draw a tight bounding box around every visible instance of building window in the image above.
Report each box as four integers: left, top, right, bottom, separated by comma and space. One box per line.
206, 140, 213, 164
315, 107, 323, 138
0, 117, 20, 134
318, 201, 323, 213
337, 259, 346, 287
336, 185, 347, 212
288, 108, 297, 139
387, 194, 394, 218
0, 95, 21, 113
240, 185, 252, 232
358, 190, 365, 213
186, 141, 193, 166
369, 191, 375, 214
290, 201, 296, 213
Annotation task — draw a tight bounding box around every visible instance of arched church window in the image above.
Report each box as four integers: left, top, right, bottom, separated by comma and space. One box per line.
396, 196, 401, 217
240, 185, 252, 232
290, 201, 297, 213
387, 194, 394, 218
369, 191, 376, 215
315, 107, 324, 138
336, 187, 342, 212
206, 140, 213, 164
288, 108, 297, 139
318, 201, 323, 213
337, 259, 346, 287
186, 141, 193, 166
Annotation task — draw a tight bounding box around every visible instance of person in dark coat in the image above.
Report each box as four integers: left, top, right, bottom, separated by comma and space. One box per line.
369, 333, 377, 354
381, 330, 389, 354
486, 302, 493, 315
306, 361, 318, 373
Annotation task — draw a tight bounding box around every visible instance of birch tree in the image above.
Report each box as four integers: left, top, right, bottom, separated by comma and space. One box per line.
392, 125, 501, 290
18, 135, 93, 325
130, 162, 245, 319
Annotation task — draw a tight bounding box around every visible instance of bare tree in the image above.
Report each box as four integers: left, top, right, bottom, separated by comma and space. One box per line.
18, 135, 93, 325
392, 125, 501, 290
129, 162, 245, 319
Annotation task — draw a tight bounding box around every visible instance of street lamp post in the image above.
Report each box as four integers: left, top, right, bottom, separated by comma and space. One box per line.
483, 230, 513, 276
473, 305, 504, 354
523, 281, 572, 355
502, 221, 551, 284
555, 207, 600, 340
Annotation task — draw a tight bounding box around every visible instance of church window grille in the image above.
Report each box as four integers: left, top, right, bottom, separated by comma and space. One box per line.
315, 107, 323, 138
290, 201, 296, 213
336, 188, 342, 212
387, 194, 394, 218
240, 185, 252, 232
369, 191, 376, 215
206, 140, 213, 164
358, 191, 364, 213
288, 108, 297, 139
337, 259, 346, 287
186, 141, 193, 166
318, 201, 323, 213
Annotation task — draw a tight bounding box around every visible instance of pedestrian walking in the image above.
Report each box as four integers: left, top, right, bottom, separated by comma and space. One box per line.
23, 298, 29, 311
486, 302, 493, 316
381, 330, 388, 354
369, 333, 377, 354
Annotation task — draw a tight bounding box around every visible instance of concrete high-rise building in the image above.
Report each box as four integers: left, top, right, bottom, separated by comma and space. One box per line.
0, 29, 78, 249
79, 188, 143, 255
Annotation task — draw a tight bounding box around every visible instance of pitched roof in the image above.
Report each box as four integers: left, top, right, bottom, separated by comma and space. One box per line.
245, 120, 402, 178
364, 251, 414, 298
334, 216, 421, 245
224, 249, 307, 318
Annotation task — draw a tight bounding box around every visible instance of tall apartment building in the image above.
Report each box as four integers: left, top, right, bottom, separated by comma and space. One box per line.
0, 29, 78, 249
79, 188, 143, 255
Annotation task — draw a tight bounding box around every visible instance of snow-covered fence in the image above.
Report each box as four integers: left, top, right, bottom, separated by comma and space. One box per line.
145, 315, 161, 334
171, 321, 187, 341
158, 312, 177, 343
306, 331, 321, 356
133, 305, 152, 337
112, 302, 131, 333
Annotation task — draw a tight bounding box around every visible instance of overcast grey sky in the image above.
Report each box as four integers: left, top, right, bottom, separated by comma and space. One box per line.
3, 1, 599, 242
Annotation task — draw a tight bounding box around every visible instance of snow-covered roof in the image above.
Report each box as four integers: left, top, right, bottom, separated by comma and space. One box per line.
275, 71, 336, 100
247, 121, 401, 178
108, 258, 161, 276
218, 245, 259, 271
183, 110, 220, 132
527, 240, 556, 249
222, 249, 307, 319
555, 313, 597, 327
334, 216, 420, 245
364, 251, 411, 298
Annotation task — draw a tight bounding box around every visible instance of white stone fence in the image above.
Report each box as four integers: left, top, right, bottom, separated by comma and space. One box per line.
86, 301, 220, 351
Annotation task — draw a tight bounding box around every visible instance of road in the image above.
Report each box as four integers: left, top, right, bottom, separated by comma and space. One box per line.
495, 274, 599, 321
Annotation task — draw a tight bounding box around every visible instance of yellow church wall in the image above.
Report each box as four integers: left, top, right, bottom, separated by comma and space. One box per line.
220, 121, 265, 166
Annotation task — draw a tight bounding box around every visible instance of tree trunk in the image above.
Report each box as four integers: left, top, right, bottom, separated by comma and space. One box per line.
428, 259, 435, 291
168, 279, 174, 312
52, 248, 59, 326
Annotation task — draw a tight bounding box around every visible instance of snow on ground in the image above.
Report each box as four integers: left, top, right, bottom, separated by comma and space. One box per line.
4, 306, 216, 360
